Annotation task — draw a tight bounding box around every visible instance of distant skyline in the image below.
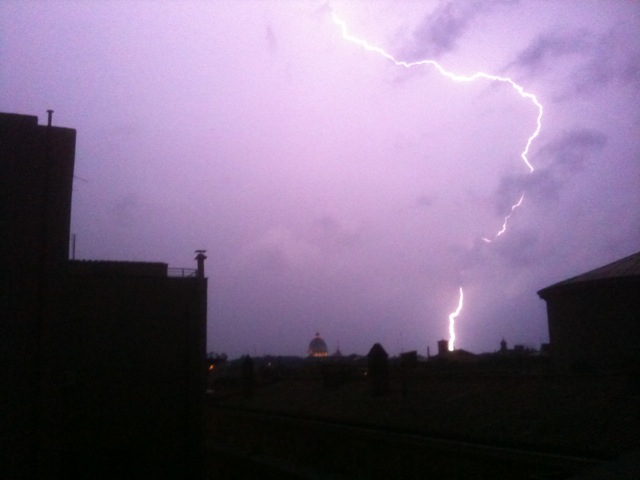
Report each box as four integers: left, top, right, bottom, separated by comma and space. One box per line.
2, 1, 638, 358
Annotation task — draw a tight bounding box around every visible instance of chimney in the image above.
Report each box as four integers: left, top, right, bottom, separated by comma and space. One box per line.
437, 339, 449, 356
195, 250, 207, 278
47, 109, 54, 127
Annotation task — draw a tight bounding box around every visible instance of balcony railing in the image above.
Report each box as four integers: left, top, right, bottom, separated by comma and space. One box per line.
167, 267, 197, 278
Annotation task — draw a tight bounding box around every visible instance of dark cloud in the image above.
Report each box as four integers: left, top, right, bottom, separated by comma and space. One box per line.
403, 1, 486, 60
495, 129, 607, 209
540, 129, 608, 170
571, 28, 640, 94
455, 223, 539, 270
510, 29, 591, 73
510, 27, 640, 95
496, 170, 559, 210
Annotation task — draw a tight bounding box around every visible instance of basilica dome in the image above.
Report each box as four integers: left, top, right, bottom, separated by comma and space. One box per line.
308, 332, 328, 357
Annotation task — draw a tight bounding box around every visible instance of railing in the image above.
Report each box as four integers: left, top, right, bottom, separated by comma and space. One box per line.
168, 267, 197, 278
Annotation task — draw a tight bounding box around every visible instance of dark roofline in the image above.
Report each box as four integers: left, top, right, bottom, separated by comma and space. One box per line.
538, 251, 640, 299
0, 112, 38, 125
66, 259, 169, 277
0, 111, 76, 133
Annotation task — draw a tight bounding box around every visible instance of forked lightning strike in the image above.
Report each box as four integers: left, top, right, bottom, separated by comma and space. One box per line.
331, 12, 542, 176
332, 12, 543, 351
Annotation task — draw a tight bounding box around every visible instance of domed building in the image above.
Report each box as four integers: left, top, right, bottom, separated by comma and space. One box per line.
308, 332, 328, 358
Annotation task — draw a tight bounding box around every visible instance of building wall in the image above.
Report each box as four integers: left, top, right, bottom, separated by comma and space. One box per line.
39, 265, 208, 478
1, 112, 76, 479
1, 112, 208, 479
0, 112, 76, 271
544, 281, 640, 368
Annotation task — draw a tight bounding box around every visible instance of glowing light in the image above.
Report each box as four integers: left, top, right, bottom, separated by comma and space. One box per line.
482, 192, 525, 243
448, 287, 464, 351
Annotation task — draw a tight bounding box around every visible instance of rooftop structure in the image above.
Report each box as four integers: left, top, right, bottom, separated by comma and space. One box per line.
538, 251, 640, 295
538, 251, 640, 369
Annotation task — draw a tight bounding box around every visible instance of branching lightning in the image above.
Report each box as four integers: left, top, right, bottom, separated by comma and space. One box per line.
332, 12, 543, 351
331, 12, 542, 177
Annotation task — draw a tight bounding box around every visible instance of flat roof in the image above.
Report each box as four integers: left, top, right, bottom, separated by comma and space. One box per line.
67, 260, 168, 277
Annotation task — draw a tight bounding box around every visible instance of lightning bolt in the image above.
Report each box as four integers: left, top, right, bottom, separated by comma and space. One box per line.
331, 12, 542, 177
332, 12, 542, 351
448, 287, 464, 351
482, 192, 525, 243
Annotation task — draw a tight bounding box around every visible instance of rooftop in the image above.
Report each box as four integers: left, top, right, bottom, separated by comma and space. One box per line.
0, 112, 38, 126
66, 260, 197, 278
538, 250, 640, 297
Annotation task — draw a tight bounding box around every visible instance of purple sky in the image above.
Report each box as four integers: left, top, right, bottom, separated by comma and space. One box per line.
2, 1, 639, 358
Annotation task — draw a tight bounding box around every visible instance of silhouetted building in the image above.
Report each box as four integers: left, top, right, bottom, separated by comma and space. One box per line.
241, 355, 255, 397
308, 332, 328, 357
1, 112, 76, 271
367, 343, 389, 396
1, 112, 207, 479
432, 339, 477, 363
538, 251, 640, 369
1, 112, 77, 479
400, 350, 418, 369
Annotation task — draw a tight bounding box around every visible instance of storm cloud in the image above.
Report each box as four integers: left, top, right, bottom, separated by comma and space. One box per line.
510, 23, 640, 97
404, 2, 487, 59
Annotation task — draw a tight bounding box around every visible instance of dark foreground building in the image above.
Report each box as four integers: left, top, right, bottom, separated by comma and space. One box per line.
1, 112, 207, 479
538, 251, 640, 370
